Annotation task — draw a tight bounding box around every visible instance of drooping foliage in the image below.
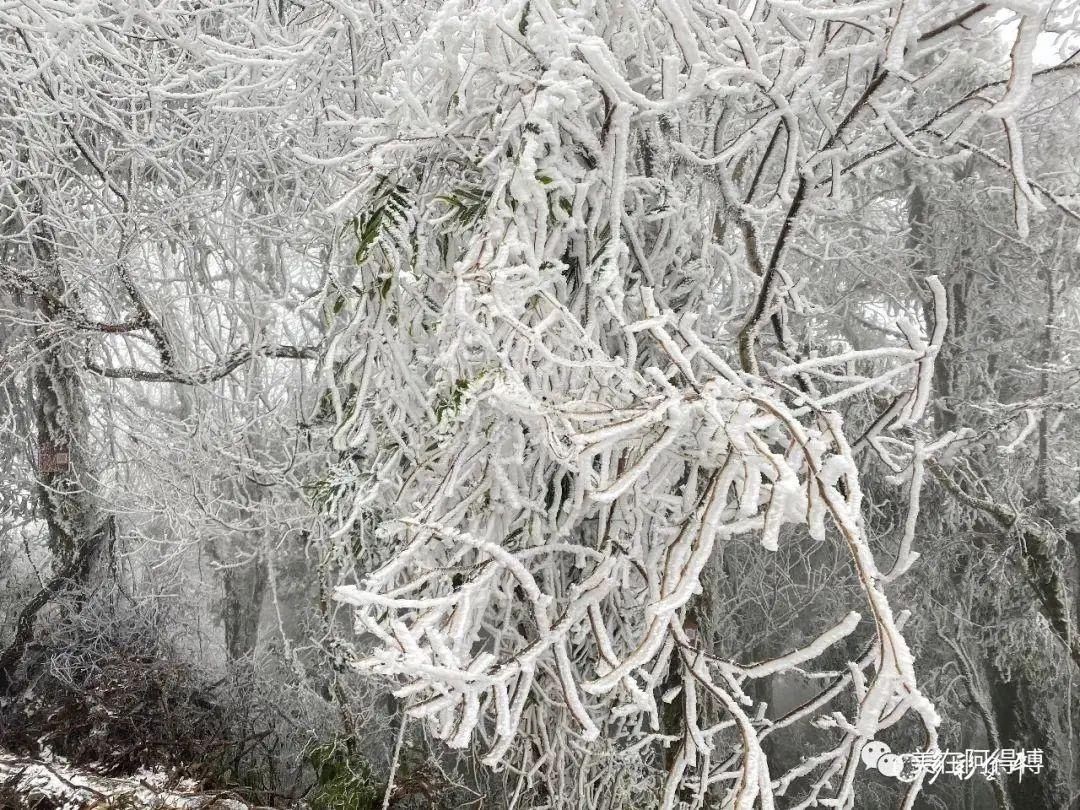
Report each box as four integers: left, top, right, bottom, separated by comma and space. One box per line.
318, 1, 1067, 805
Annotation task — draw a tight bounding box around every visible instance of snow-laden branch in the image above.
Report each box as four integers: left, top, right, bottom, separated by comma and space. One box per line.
318, 0, 1035, 805
86, 344, 320, 385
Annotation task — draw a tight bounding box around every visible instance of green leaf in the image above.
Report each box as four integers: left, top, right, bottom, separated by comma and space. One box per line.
437, 183, 490, 227
350, 177, 412, 267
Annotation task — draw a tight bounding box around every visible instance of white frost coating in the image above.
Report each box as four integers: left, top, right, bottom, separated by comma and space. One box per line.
0, 752, 205, 810
883, 0, 920, 72
318, 0, 996, 805
998, 409, 1040, 454
883, 442, 924, 583
1001, 117, 1045, 240
985, 13, 1041, 119
893, 276, 948, 429
740, 612, 862, 678
5, 0, 1043, 802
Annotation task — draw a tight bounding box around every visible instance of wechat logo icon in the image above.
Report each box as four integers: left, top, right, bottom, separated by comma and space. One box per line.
861, 741, 916, 781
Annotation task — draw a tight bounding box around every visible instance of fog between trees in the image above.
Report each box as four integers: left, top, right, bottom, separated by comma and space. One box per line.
2, 2, 1080, 808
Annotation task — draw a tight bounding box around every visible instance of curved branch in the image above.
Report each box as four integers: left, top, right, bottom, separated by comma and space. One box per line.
86, 344, 320, 385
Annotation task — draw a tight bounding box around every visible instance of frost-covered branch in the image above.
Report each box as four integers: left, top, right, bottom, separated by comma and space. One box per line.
313, 1, 1040, 804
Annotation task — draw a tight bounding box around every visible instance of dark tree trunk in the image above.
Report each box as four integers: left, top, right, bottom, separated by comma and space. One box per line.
985, 664, 1059, 810
30, 220, 97, 566
0, 211, 107, 693
222, 555, 268, 664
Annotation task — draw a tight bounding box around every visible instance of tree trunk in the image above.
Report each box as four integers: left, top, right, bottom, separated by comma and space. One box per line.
222, 555, 267, 664
985, 665, 1058, 810
31, 220, 97, 566
0, 211, 107, 693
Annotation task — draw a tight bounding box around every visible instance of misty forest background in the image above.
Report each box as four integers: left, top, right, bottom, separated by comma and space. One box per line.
2, 1, 1080, 808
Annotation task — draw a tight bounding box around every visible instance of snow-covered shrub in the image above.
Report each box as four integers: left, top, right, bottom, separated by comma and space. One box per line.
1, 590, 290, 801
0, 586, 462, 806
2, 591, 227, 771
310, 0, 1037, 805
306, 741, 382, 810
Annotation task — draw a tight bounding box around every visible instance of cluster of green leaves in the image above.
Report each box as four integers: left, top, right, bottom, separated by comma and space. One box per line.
306, 740, 381, 810
351, 176, 411, 266
303, 476, 336, 514
433, 369, 491, 425
436, 184, 490, 228
325, 177, 413, 321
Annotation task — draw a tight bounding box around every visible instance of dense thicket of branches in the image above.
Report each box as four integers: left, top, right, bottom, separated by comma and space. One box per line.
1, 1, 1079, 809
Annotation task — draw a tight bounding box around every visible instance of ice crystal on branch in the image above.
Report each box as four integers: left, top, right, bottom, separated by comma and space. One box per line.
324, 0, 1046, 805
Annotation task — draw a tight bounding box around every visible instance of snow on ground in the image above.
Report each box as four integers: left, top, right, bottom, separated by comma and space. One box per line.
0, 748, 258, 809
